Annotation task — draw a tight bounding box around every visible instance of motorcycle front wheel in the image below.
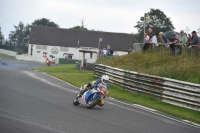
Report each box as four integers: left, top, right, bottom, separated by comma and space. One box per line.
73, 96, 80, 105
86, 96, 100, 109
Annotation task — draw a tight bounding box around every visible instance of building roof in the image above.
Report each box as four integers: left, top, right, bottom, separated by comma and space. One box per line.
29, 26, 138, 51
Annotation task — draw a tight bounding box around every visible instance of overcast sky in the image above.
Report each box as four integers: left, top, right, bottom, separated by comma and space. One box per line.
0, 0, 200, 39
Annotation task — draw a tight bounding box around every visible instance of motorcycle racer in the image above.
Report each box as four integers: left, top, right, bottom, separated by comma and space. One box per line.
78, 75, 110, 106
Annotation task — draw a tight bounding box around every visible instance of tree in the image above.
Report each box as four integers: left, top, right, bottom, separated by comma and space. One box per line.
70, 18, 88, 31
0, 27, 4, 48
134, 8, 175, 42
9, 22, 30, 53
133, 32, 144, 42
32, 18, 59, 28
70, 26, 88, 30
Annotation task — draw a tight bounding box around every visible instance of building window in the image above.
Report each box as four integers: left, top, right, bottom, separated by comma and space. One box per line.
36, 45, 41, 49
36, 45, 47, 50
41, 45, 47, 50
60, 47, 68, 52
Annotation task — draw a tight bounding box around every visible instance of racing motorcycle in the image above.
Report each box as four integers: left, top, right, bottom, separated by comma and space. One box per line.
73, 84, 107, 109
46, 59, 51, 66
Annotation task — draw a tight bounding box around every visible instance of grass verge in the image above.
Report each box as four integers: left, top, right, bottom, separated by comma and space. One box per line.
97, 51, 200, 84
0, 54, 16, 60
34, 64, 200, 124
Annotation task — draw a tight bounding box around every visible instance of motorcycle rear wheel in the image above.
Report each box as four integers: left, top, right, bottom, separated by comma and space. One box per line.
86, 96, 100, 109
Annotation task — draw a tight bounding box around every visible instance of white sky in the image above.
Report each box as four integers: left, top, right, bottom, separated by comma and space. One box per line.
0, 0, 200, 39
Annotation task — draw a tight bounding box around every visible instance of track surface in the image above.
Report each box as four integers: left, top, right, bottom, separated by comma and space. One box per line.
0, 60, 199, 133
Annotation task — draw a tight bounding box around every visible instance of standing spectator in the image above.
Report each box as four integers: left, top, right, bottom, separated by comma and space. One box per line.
179, 30, 188, 46
147, 28, 154, 49
157, 33, 164, 45
151, 34, 158, 46
143, 33, 150, 51
110, 49, 114, 56
175, 30, 188, 55
167, 34, 180, 55
190, 31, 199, 45
147, 28, 154, 41
128, 48, 134, 54
159, 32, 167, 44
188, 34, 192, 42
102, 49, 108, 57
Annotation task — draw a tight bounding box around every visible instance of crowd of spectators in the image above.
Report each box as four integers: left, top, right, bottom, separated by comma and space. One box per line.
100, 48, 114, 57
143, 28, 200, 55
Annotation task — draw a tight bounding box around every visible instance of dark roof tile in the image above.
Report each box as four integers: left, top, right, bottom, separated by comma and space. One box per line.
29, 26, 138, 51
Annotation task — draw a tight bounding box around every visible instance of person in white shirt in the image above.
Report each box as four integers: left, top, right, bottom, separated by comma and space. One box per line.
151, 35, 158, 46
143, 33, 150, 51
102, 49, 107, 57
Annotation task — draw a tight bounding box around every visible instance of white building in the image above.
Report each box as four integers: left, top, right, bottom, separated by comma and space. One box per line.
28, 26, 138, 64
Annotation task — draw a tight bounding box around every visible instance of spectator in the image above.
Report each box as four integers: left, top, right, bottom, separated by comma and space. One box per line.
188, 34, 192, 42
102, 49, 108, 57
190, 31, 199, 45
174, 30, 188, 55
159, 32, 167, 44
179, 30, 188, 46
151, 34, 158, 46
143, 33, 150, 51
157, 33, 164, 45
128, 48, 134, 54
110, 49, 114, 56
147, 28, 154, 42
167, 34, 180, 55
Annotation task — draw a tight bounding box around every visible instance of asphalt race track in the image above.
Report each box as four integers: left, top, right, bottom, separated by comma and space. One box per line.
0, 60, 199, 133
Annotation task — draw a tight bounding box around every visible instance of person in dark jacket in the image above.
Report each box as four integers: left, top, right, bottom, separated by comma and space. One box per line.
190, 31, 199, 45
110, 49, 114, 56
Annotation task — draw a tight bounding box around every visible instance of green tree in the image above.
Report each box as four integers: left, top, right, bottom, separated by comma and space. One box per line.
9, 22, 31, 53
132, 33, 143, 43
0, 27, 5, 48
32, 18, 59, 28
134, 8, 175, 42
70, 26, 88, 30
70, 18, 88, 31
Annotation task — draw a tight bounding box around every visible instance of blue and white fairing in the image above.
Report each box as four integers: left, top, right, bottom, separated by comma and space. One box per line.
78, 88, 99, 105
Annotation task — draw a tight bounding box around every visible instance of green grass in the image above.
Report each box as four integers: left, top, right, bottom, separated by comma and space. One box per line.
97, 51, 200, 84
0, 54, 16, 60
34, 64, 200, 124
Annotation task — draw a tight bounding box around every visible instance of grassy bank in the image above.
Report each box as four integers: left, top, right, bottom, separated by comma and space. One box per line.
0, 54, 16, 60
34, 64, 200, 124
97, 51, 200, 84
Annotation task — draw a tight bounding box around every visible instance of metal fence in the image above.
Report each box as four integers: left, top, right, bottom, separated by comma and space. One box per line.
94, 64, 200, 111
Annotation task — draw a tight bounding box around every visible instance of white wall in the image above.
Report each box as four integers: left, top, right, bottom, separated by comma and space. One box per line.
16, 55, 47, 63
0, 49, 17, 57
28, 44, 129, 63
28, 44, 99, 63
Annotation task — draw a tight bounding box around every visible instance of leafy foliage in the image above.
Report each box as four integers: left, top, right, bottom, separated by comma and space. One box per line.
8, 22, 30, 53
70, 26, 88, 31
0, 27, 4, 46
70, 18, 88, 31
134, 8, 175, 42
32, 18, 59, 28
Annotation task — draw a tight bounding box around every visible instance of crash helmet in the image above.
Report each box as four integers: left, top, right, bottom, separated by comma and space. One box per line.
101, 75, 109, 85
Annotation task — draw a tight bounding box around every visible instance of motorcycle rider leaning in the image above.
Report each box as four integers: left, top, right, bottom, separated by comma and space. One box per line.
78, 75, 110, 106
